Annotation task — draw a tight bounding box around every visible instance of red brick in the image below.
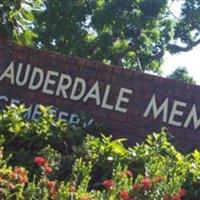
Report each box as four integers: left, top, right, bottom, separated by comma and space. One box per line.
28, 56, 40, 65
39, 50, 49, 57
76, 58, 87, 66
49, 52, 58, 59
132, 70, 143, 80
100, 63, 113, 72
65, 57, 78, 65
142, 73, 155, 82
123, 69, 133, 78
113, 66, 124, 74
5, 40, 14, 47
0, 38, 5, 44
13, 52, 28, 61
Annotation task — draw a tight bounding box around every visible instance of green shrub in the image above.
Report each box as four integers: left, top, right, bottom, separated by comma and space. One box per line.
0, 105, 199, 199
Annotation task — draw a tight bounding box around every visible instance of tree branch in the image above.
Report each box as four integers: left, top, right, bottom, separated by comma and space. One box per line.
168, 38, 200, 53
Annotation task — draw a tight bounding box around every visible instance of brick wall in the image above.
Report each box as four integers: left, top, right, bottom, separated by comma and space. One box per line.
0, 38, 200, 150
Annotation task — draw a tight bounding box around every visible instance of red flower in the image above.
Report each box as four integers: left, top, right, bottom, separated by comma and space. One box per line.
8, 183, 15, 189
10, 167, 28, 184
10, 172, 18, 180
102, 180, 114, 189
47, 180, 56, 192
132, 183, 143, 190
141, 177, 152, 189
163, 195, 171, 200
34, 156, 47, 166
171, 195, 181, 200
179, 188, 186, 197
119, 191, 130, 200
44, 166, 53, 174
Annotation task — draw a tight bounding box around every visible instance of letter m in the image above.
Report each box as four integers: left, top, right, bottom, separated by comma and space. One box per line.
143, 94, 168, 122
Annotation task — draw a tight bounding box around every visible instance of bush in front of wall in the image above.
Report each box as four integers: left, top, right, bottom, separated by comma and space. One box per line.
0, 105, 199, 199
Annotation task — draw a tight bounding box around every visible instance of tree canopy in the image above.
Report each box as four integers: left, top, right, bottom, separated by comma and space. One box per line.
168, 67, 196, 84
1, 0, 200, 73
0, 0, 45, 45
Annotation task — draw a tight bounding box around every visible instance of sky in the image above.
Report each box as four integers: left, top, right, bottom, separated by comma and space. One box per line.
161, 0, 200, 84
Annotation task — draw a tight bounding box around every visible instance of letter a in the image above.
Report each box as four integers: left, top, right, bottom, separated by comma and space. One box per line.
0, 61, 15, 84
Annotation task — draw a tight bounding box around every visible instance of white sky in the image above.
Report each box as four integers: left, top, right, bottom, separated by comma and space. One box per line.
161, 0, 200, 84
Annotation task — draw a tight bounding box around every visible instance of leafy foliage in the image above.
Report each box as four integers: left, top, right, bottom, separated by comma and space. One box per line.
33, 0, 200, 72
1, 1, 200, 73
34, 0, 170, 72
168, 67, 196, 84
0, 0, 44, 44
0, 105, 199, 199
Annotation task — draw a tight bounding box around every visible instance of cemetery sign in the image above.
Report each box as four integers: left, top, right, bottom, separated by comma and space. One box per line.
0, 39, 200, 148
